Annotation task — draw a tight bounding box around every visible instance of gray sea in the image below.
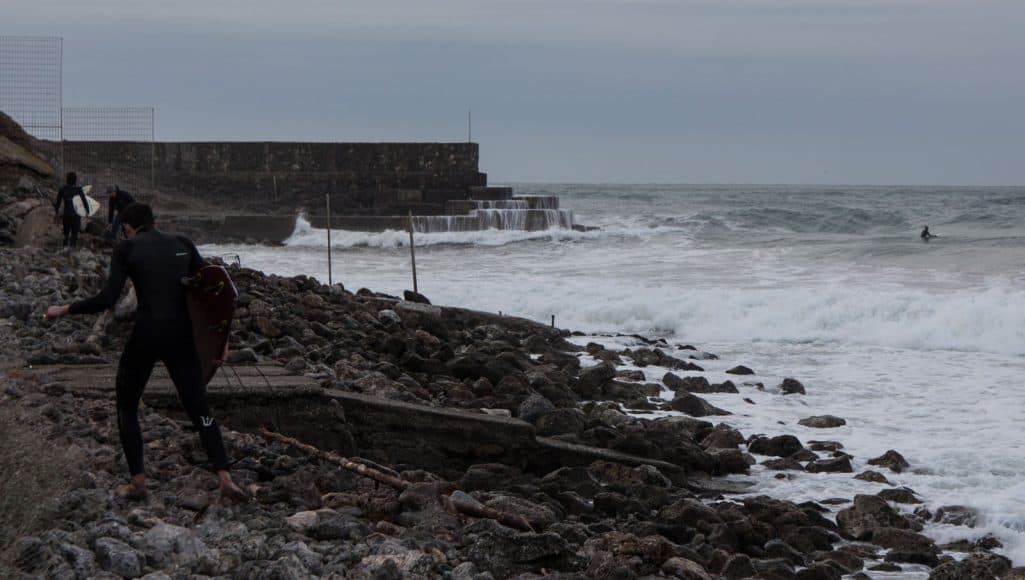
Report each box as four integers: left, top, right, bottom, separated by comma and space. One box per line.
203, 184, 1025, 570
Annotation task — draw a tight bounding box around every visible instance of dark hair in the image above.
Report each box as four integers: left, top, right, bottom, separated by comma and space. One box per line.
66, 172, 77, 185
120, 203, 154, 229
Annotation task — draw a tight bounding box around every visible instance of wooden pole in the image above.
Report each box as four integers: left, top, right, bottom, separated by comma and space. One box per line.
326, 194, 333, 286
258, 428, 535, 532
408, 210, 418, 295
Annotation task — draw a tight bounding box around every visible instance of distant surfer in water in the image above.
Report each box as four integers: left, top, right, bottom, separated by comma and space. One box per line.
45, 203, 248, 502
52, 171, 89, 250
920, 226, 936, 241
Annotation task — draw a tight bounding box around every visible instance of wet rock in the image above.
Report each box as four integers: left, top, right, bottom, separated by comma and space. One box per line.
870, 527, 939, 566
929, 552, 1012, 580
403, 290, 431, 304
836, 495, 916, 540
725, 365, 755, 375
806, 456, 853, 473
867, 449, 909, 473
795, 561, 845, 579
668, 392, 731, 417
574, 362, 616, 399
877, 487, 922, 504
763, 457, 805, 471
798, 415, 846, 429
932, 505, 978, 527
664, 372, 738, 394
779, 378, 806, 395
748, 434, 804, 458
700, 424, 745, 450
854, 470, 890, 484
616, 369, 645, 381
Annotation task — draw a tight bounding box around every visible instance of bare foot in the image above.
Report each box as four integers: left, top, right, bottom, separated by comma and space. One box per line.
219, 480, 250, 504
114, 482, 147, 500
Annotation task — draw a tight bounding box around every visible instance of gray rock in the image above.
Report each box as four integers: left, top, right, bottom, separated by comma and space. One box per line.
58, 542, 97, 579
661, 556, 712, 579
516, 393, 555, 425
275, 541, 323, 575
748, 434, 804, 457
868, 449, 910, 473
836, 495, 916, 540
668, 392, 731, 417
806, 456, 853, 473
798, 415, 847, 428
929, 552, 1011, 579
94, 537, 143, 578
142, 522, 207, 566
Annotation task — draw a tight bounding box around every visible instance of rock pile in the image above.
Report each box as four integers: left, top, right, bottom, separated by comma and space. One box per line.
0, 244, 1019, 579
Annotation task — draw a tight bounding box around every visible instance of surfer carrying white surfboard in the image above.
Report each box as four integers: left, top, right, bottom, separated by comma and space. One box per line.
52, 171, 90, 249
920, 226, 936, 241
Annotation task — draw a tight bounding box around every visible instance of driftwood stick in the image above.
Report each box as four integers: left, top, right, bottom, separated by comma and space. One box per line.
259, 428, 537, 533
444, 491, 536, 533
259, 427, 410, 490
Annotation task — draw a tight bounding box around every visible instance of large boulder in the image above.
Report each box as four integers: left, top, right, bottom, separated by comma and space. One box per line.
836, 495, 916, 540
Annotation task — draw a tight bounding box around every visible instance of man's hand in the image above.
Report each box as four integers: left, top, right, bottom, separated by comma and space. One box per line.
45, 305, 70, 320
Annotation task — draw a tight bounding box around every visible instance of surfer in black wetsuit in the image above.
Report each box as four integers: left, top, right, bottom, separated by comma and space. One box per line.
52, 172, 90, 249
45, 203, 247, 502
920, 226, 935, 240
106, 185, 136, 244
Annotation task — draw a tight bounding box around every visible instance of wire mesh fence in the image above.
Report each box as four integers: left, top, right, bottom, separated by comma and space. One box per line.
62, 106, 155, 195
0, 35, 63, 179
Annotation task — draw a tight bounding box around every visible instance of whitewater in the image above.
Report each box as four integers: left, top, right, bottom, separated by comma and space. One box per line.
202, 184, 1025, 572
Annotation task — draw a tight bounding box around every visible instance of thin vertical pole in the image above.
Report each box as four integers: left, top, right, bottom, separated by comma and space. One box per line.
58, 37, 64, 187
326, 194, 333, 286
408, 210, 418, 295
467, 109, 472, 143
150, 107, 155, 192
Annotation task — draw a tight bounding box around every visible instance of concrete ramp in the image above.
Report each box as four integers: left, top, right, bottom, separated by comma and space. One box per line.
22, 363, 688, 482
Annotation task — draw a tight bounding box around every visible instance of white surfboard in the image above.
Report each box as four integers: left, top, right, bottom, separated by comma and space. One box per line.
72, 185, 102, 217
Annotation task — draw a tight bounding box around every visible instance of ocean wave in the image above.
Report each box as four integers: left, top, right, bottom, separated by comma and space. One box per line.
434, 278, 1025, 356
282, 215, 687, 249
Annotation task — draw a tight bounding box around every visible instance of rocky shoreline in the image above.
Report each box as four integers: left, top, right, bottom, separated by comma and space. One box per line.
0, 235, 1020, 580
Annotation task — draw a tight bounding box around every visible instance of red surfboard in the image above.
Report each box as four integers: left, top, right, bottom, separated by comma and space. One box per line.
183, 265, 237, 385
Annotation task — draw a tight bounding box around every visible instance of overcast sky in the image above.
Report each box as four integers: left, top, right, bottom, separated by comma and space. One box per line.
6, 0, 1025, 185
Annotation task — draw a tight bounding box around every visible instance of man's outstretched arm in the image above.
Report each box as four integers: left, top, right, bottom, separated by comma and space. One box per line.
46, 243, 131, 319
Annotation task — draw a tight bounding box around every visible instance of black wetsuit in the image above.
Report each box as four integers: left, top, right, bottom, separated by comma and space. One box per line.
107, 190, 136, 224
70, 226, 230, 475
53, 185, 89, 248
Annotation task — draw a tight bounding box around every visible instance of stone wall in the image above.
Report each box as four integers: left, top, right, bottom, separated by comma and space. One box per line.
61, 141, 487, 214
